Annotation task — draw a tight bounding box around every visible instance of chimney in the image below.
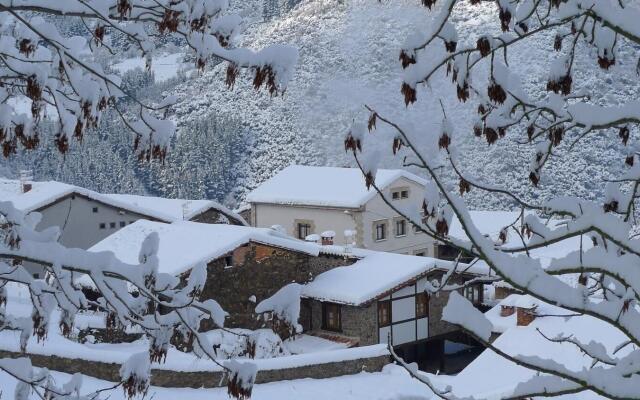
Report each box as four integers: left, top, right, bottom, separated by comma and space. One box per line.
321, 230, 335, 246
515, 295, 538, 326
305, 234, 320, 243
500, 305, 515, 317
19, 169, 33, 193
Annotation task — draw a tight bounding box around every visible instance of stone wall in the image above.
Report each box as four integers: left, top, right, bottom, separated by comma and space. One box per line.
0, 350, 389, 389
200, 243, 355, 329
306, 300, 378, 346
427, 272, 484, 338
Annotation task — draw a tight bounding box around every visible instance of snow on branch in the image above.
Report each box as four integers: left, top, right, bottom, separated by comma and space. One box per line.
0, 0, 297, 162
0, 200, 254, 399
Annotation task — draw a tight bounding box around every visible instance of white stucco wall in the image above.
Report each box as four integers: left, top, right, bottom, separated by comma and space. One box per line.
251, 203, 360, 245
361, 176, 435, 255
23, 195, 156, 277
250, 176, 436, 255
36, 194, 154, 249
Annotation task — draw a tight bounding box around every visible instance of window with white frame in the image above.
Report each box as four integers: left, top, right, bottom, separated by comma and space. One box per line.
395, 219, 407, 237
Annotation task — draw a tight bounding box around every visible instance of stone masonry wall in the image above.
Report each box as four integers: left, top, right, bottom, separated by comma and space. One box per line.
307, 300, 378, 346
200, 243, 354, 329
0, 350, 389, 389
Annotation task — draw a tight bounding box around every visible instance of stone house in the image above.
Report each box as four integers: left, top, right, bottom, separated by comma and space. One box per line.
246, 165, 436, 256
86, 220, 356, 329
0, 178, 245, 276
299, 250, 487, 365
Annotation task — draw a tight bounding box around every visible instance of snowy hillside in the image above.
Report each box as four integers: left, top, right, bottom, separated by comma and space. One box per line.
2, 0, 635, 208
169, 0, 637, 208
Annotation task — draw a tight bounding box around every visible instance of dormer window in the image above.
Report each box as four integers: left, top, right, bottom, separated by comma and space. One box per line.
391, 187, 409, 200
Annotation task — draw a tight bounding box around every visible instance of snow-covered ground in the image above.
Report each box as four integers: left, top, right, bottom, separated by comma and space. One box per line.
0, 363, 436, 400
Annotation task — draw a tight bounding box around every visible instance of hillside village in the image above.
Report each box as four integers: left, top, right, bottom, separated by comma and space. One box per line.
0, 166, 609, 399
1, 1, 639, 400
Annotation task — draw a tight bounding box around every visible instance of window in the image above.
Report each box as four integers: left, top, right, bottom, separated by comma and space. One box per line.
119, 221, 126, 227
416, 292, 429, 318
297, 223, 312, 240
415, 251, 425, 257
391, 188, 409, 200
109, 222, 116, 229
464, 286, 479, 304
395, 219, 406, 237
33, 273, 40, 279
377, 300, 391, 327
224, 255, 233, 268
92, 207, 98, 213
322, 303, 341, 331
375, 221, 387, 241
130, 221, 135, 224
99, 223, 106, 229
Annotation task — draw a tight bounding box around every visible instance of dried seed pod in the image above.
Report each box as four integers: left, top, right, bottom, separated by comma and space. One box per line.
18, 38, 35, 57
548, 126, 564, 146
225, 63, 238, 89
554, 35, 562, 51
392, 137, 403, 155
517, 22, 528, 33
484, 127, 499, 144
527, 125, 535, 140
473, 121, 483, 137
368, 112, 377, 131
459, 178, 471, 195
422, 0, 437, 9
529, 171, 540, 186
436, 217, 449, 236
444, 40, 457, 53
457, 81, 469, 102
344, 134, 361, 153
598, 49, 616, 70
619, 126, 630, 146
438, 132, 451, 150
625, 154, 634, 166
399, 50, 416, 69
477, 36, 492, 57
401, 83, 417, 106
487, 79, 507, 104
499, 7, 511, 32
498, 228, 508, 244
603, 200, 619, 213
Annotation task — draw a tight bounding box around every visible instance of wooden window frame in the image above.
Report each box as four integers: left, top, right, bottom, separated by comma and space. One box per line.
416, 292, 429, 318
378, 300, 391, 327
400, 190, 409, 199
297, 222, 312, 240
322, 302, 342, 332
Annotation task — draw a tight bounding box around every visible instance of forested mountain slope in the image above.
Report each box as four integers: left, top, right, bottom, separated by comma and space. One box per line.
3, 0, 637, 209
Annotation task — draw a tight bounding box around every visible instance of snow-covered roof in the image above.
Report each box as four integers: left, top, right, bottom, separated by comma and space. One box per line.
302, 251, 489, 306
449, 210, 523, 243
246, 165, 427, 208
0, 178, 245, 225
88, 220, 321, 276
438, 296, 626, 399
105, 193, 247, 225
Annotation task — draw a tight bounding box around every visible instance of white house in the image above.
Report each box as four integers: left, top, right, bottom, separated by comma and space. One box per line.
0, 178, 246, 276
246, 165, 435, 256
